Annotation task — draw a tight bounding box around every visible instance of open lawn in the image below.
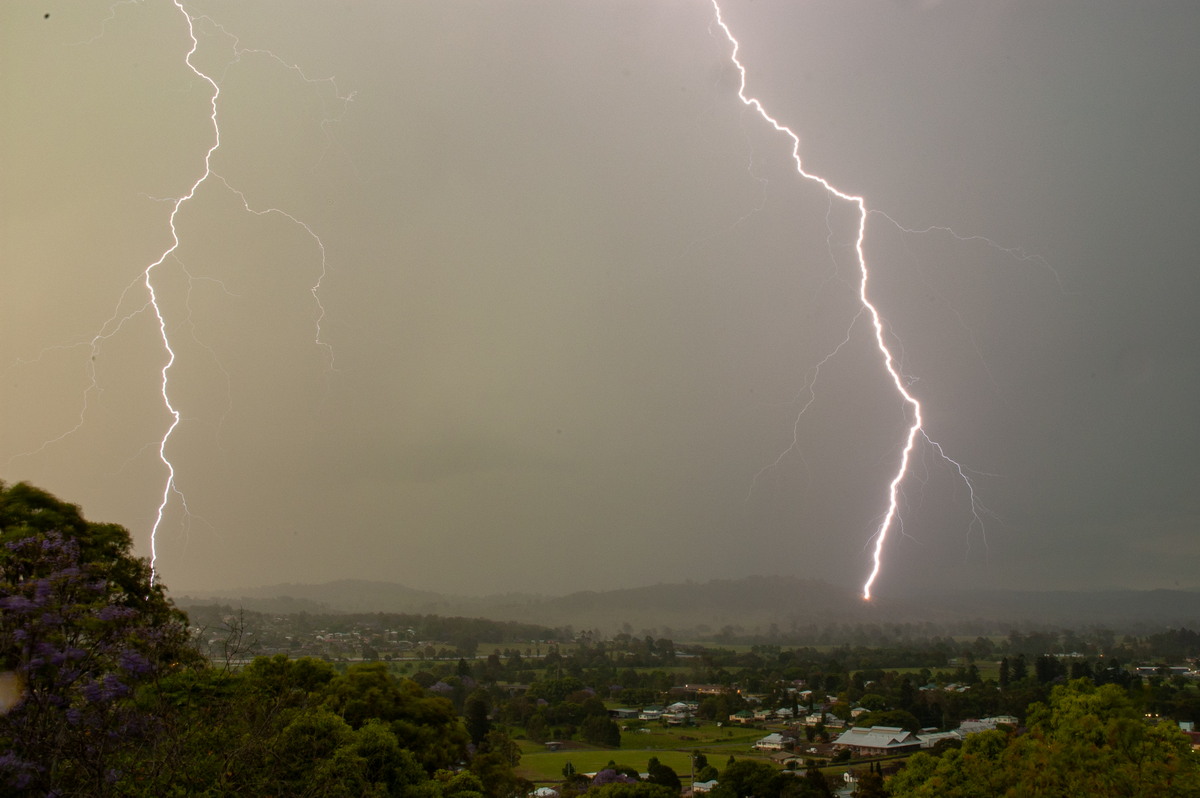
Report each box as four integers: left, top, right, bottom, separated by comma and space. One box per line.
516, 724, 775, 784
519, 749, 698, 783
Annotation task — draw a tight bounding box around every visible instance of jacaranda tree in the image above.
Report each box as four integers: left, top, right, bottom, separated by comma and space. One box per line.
0, 481, 194, 795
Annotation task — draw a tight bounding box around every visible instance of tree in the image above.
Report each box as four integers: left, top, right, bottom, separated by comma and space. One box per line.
711, 760, 780, 798
803, 759, 833, 798
465, 689, 492, 746
322, 662, 468, 771
0, 481, 194, 795
589, 783, 677, 798
580, 714, 621, 747
853, 709, 920, 732
471, 730, 530, 798
857, 693, 888, 712
646, 756, 681, 794
889, 680, 1200, 797
852, 767, 885, 798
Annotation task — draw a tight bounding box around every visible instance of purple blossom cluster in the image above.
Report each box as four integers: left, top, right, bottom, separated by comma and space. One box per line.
1, 528, 187, 794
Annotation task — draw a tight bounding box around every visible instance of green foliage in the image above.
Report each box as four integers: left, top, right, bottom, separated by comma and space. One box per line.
856, 693, 888, 711
852, 768, 886, 798
852, 709, 921, 732
465, 689, 492, 745
589, 783, 679, 798
471, 730, 530, 798
646, 756, 682, 794
580, 714, 622, 747
527, 676, 586, 705
708, 760, 830, 798
323, 662, 468, 771
0, 480, 539, 797
889, 680, 1200, 797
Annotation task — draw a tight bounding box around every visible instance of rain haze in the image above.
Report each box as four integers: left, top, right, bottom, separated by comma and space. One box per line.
3, 0, 1198, 600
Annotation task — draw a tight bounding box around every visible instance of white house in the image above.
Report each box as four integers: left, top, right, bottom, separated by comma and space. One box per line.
754, 732, 794, 751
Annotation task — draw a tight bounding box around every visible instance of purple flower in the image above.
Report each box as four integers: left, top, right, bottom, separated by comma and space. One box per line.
101, 673, 128, 699
96, 605, 135, 622
118, 651, 151, 676
0, 596, 35, 612
33, 579, 53, 602
80, 680, 103, 703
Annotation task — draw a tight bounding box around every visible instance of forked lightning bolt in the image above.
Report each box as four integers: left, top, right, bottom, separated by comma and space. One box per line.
709, 1, 981, 599
6, 2, 343, 585
141, 1, 344, 582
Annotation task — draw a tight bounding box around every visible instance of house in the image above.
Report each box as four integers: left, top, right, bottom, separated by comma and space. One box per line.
754, 732, 794, 751
691, 780, 718, 794
915, 730, 961, 749
729, 710, 755, 724
958, 716, 1018, 735
680, 684, 728, 696
833, 726, 922, 756
611, 708, 639, 720
769, 752, 804, 769
663, 702, 695, 725
639, 706, 664, 721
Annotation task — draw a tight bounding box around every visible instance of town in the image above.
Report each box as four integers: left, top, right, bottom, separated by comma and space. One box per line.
180, 602, 1200, 797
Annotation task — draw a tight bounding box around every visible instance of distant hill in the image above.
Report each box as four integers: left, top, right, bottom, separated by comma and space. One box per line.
177, 577, 1200, 638
177, 578, 456, 615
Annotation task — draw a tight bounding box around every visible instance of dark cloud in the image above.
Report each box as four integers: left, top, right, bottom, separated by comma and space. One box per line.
3, 0, 1198, 598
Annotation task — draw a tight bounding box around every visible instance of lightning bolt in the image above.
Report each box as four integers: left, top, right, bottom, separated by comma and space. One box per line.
141, 1, 348, 582
3, 2, 347, 585
137, 0, 222, 583
709, 1, 983, 600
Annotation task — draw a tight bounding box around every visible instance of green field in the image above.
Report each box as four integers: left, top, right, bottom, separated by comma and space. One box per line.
519, 750, 697, 783
516, 724, 775, 784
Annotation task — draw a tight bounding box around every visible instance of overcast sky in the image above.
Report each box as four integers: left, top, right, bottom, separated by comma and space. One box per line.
3, 0, 1198, 599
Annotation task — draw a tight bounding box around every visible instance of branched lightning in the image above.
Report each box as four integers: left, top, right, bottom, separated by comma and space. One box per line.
7, 1, 347, 586
141, 1, 347, 581
709, 1, 984, 599
212, 174, 336, 367
747, 310, 863, 499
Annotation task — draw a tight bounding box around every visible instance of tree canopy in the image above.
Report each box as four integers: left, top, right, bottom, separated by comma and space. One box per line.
888, 680, 1200, 797
0, 482, 522, 798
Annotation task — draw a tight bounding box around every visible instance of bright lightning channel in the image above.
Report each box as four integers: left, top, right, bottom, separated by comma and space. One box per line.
138, 1, 221, 584
139, 2, 340, 582
709, 1, 979, 600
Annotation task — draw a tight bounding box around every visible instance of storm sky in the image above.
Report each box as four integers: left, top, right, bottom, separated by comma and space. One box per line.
3, 0, 1198, 598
